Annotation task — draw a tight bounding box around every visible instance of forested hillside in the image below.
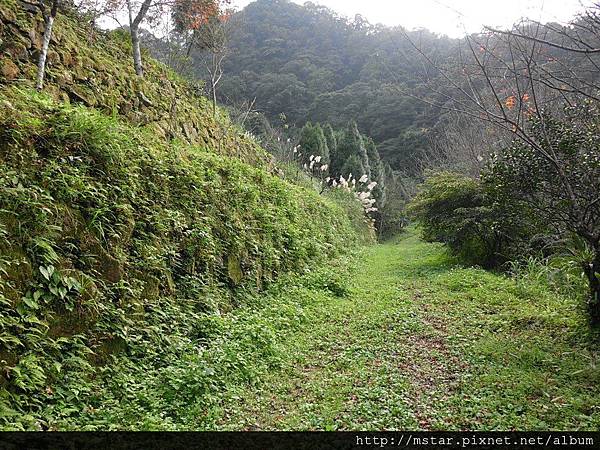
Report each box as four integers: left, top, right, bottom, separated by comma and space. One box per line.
185, 0, 453, 172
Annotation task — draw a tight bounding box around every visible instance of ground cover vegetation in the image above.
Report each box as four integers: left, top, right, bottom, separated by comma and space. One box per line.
1, 0, 599, 431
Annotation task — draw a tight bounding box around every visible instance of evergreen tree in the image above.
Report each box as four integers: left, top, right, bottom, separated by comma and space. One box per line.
365, 137, 387, 208
340, 154, 366, 180
323, 123, 337, 156
331, 121, 370, 179
298, 122, 330, 167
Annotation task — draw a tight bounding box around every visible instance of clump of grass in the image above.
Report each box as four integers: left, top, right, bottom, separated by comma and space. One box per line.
508, 255, 589, 303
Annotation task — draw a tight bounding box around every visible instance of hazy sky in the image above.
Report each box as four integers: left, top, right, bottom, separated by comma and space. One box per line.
231, 0, 592, 37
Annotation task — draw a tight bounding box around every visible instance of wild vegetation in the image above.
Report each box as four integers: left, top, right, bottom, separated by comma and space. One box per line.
165, 0, 600, 326
1, 0, 599, 432
0, 1, 373, 429
0, 84, 373, 429
405, 11, 600, 324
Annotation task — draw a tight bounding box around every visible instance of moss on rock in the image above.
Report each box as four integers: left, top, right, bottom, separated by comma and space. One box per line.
0, 0, 270, 168
0, 57, 19, 80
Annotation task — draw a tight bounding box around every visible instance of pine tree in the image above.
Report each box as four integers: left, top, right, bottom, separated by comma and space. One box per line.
340, 154, 366, 180
323, 123, 337, 157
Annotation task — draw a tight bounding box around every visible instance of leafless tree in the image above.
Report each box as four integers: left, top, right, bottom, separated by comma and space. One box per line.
125, 0, 155, 76
21, 0, 60, 89
122, 0, 231, 77
419, 113, 507, 177
186, 11, 237, 116
21, 0, 120, 89
397, 5, 600, 321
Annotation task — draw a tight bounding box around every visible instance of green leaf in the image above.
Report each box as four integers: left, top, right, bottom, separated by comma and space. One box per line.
39, 266, 50, 280
39, 265, 55, 281
22, 296, 39, 309
16, 303, 27, 316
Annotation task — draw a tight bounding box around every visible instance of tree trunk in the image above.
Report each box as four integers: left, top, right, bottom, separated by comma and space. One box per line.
130, 25, 143, 77
128, 0, 153, 78
586, 251, 600, 325
36, 1, 58, 90
211, 81, 217, 117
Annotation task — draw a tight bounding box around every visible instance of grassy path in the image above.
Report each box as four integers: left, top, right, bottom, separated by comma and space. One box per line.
216, 232, 600, 430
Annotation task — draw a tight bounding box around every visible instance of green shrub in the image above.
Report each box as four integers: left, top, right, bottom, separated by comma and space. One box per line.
483, 106, 600, 322
408, 172, 515, 267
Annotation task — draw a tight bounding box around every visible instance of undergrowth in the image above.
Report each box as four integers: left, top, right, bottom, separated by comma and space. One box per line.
0, 87, 371, 430
214, 234, 600, 431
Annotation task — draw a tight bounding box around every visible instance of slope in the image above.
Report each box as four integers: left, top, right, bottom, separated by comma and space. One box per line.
0, 0, 267, 166
0, 1, 373, 430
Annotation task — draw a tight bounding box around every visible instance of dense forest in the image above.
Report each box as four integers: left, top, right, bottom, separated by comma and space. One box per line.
184, 0, 451, 172
1, 0, 600, 437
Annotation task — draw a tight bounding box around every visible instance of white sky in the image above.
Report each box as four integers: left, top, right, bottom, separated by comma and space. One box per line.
231, 0, 593, 37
